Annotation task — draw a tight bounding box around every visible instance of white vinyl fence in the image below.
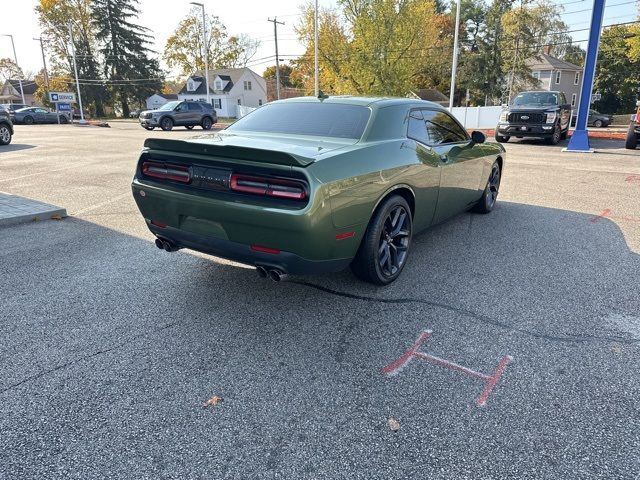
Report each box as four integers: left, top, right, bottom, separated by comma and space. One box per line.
237, 105, 257, 119
449, 106, 503, 129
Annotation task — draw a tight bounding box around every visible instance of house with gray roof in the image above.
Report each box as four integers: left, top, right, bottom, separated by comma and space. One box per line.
0, 79, 39, 106
178, 68, 266, 118
525, 49, 583, 109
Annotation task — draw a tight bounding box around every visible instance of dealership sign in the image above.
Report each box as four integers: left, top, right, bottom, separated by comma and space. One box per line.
49, 92, 76, 103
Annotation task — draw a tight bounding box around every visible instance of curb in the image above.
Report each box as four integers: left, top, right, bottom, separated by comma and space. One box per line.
0, 194, 67, 228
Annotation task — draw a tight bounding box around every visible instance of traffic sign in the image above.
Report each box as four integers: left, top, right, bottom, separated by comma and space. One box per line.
57, 103, 72, 111
49, 92, 76, 103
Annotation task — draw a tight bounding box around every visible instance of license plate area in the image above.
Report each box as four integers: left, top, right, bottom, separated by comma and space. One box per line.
190, 166, 231, 191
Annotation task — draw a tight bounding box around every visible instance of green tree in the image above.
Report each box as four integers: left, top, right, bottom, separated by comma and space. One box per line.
36, 0, 108, 116
91, 0, 163, 116
295, 0, 449, 96
0, 58, 23, 81
594, 25, 640, 114
262, 64, 304, 88
163, 10, 259, 75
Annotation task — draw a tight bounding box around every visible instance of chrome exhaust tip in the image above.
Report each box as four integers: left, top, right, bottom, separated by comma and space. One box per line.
154, 238, 164, 250
268, 269, 287, 282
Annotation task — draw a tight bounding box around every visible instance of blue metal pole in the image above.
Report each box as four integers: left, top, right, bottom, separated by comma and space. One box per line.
565, 0, 605, 152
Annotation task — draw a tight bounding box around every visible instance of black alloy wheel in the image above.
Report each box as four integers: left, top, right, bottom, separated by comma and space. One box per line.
160, 117, 173, 131
472, 161, 501, 214
594, 119, 603, 128
546, 125, 561, 145
23, 116, 34, 125
351, 195, 413, 285
201, 117, 213, 130
59, 116, 68, 124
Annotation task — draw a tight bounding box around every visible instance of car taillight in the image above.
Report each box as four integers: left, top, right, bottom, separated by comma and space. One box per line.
230, 174, 307, 200
142, 161, 191, 183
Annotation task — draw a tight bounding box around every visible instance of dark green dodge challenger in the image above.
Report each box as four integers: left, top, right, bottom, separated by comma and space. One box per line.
132, 96, 505, 285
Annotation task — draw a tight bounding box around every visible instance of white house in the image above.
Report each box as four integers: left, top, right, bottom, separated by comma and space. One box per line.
178, 68, 266, 118
145, 93, 178, 110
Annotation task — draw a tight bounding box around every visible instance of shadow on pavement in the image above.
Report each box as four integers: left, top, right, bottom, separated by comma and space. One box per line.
0, 144, 37, 153
0, 200, 638, 478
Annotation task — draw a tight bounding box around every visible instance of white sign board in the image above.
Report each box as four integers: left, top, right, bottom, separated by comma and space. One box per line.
49, 92, 76, 103
591, 93, 601, 102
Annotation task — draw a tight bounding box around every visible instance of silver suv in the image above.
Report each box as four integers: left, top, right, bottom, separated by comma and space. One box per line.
139, 100, 217, 131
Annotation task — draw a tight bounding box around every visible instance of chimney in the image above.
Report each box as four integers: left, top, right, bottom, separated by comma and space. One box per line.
543, 45, 551, 56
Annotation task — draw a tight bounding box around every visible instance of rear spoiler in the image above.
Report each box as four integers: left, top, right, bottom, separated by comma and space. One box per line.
143, 138, 314, 167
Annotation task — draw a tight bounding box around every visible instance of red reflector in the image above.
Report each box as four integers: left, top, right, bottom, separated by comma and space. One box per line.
250, 244, 280, 255
150, 220, 167, 228
335, 231, 355, 240
230, 174, 306, 200
142, 161, 191, 183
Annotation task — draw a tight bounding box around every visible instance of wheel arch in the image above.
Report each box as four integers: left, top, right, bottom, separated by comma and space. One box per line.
371, 184, 416, 219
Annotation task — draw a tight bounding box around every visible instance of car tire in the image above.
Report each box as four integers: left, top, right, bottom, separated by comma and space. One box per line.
143, 126, 154, 131
625, 123, 638, 150
185, 125, 194, 130
59, 116, 68, 124
0, 124, 11, 145
24, 116, 34, 125
472, 161, 501, 214
201, 117, 213, 130
545, 125, 561, 145
594, 119, 603, 128
351, 195, 413, 285
160, 117, 173, 131
495, 133, 510, 143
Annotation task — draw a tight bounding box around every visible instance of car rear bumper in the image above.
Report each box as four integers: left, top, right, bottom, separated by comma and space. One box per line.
150, 224, 352, 274
131, 178, 364, 274
497, 123, 556, 137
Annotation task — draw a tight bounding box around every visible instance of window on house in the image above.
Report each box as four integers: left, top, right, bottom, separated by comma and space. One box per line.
214, 99, 222, 109
571, 93, 577, 107
258, 99, 263, 106
244, 81, 252, 91
555, 71, 561, 84
532, 71, 540, 80
574, 72, 580, 85
237, 99, 241, 105
187, 80, 195, 92
215, 81, 222, 90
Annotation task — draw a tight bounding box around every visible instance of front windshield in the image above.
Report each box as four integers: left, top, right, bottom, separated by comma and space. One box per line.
511, 92, 558, 107
158, 101, 180, 111
226, 102, 371, 139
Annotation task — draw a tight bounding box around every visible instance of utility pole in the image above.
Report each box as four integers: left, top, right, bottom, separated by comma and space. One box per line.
1, 35, 25, 104
448, 0, 461, 109
268, 17, 285, 100
68, 22, 86, 124
314, 0, 319, 96
33, 37, 49, 88
190, 2, 210, 105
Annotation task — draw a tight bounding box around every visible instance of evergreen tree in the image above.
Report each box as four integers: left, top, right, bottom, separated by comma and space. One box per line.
91, 0, 162, 115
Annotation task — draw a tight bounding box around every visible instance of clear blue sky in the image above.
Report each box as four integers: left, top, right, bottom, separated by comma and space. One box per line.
1, 0, 638, 80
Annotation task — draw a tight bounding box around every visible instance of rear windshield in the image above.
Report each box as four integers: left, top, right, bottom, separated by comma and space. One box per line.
512, 92, 558, 107
227, 102, 371, 139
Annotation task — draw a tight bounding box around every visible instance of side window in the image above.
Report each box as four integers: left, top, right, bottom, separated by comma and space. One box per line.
423, 110, 468, 145
187, 103, 201, 111
407, 110, 429, 145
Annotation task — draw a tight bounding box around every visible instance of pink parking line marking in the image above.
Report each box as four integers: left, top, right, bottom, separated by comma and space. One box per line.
381, 330, 513, 407
625, 175, 640, 183
590, 209, 612, 223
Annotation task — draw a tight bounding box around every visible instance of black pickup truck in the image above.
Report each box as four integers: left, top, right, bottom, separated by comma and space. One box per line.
495, 91, 572, 145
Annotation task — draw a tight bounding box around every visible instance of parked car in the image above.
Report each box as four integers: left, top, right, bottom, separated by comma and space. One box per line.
139, 100, 217, 131
495, 90, 571, 144
625, 101, 640, 150
0, 110, 13, 145
0, 103, 30, 114
570, 109, 613, 127
130, 109, 142, 118
72, 107, 89, 120
132, 96, 506, 285
12, 107, 68, 125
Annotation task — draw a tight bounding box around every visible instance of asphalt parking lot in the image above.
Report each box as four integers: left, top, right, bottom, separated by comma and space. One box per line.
1, 123, 639, 479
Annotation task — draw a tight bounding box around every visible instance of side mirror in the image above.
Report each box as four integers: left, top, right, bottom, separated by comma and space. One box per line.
471, 130, 486, 144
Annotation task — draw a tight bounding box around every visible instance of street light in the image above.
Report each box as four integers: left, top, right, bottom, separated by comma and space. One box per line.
190, 2, 211, 105
448, 0, 462, 109
0, 34, 26, 104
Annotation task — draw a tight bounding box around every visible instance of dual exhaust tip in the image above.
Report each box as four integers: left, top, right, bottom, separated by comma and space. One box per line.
154, 238, 179, 252
256, 265, 287, 282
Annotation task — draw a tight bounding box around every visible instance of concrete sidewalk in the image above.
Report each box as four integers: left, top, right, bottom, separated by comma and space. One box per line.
0, 193, 66, 227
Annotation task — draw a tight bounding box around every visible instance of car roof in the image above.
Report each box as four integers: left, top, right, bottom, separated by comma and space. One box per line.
272, 95, 445, 110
